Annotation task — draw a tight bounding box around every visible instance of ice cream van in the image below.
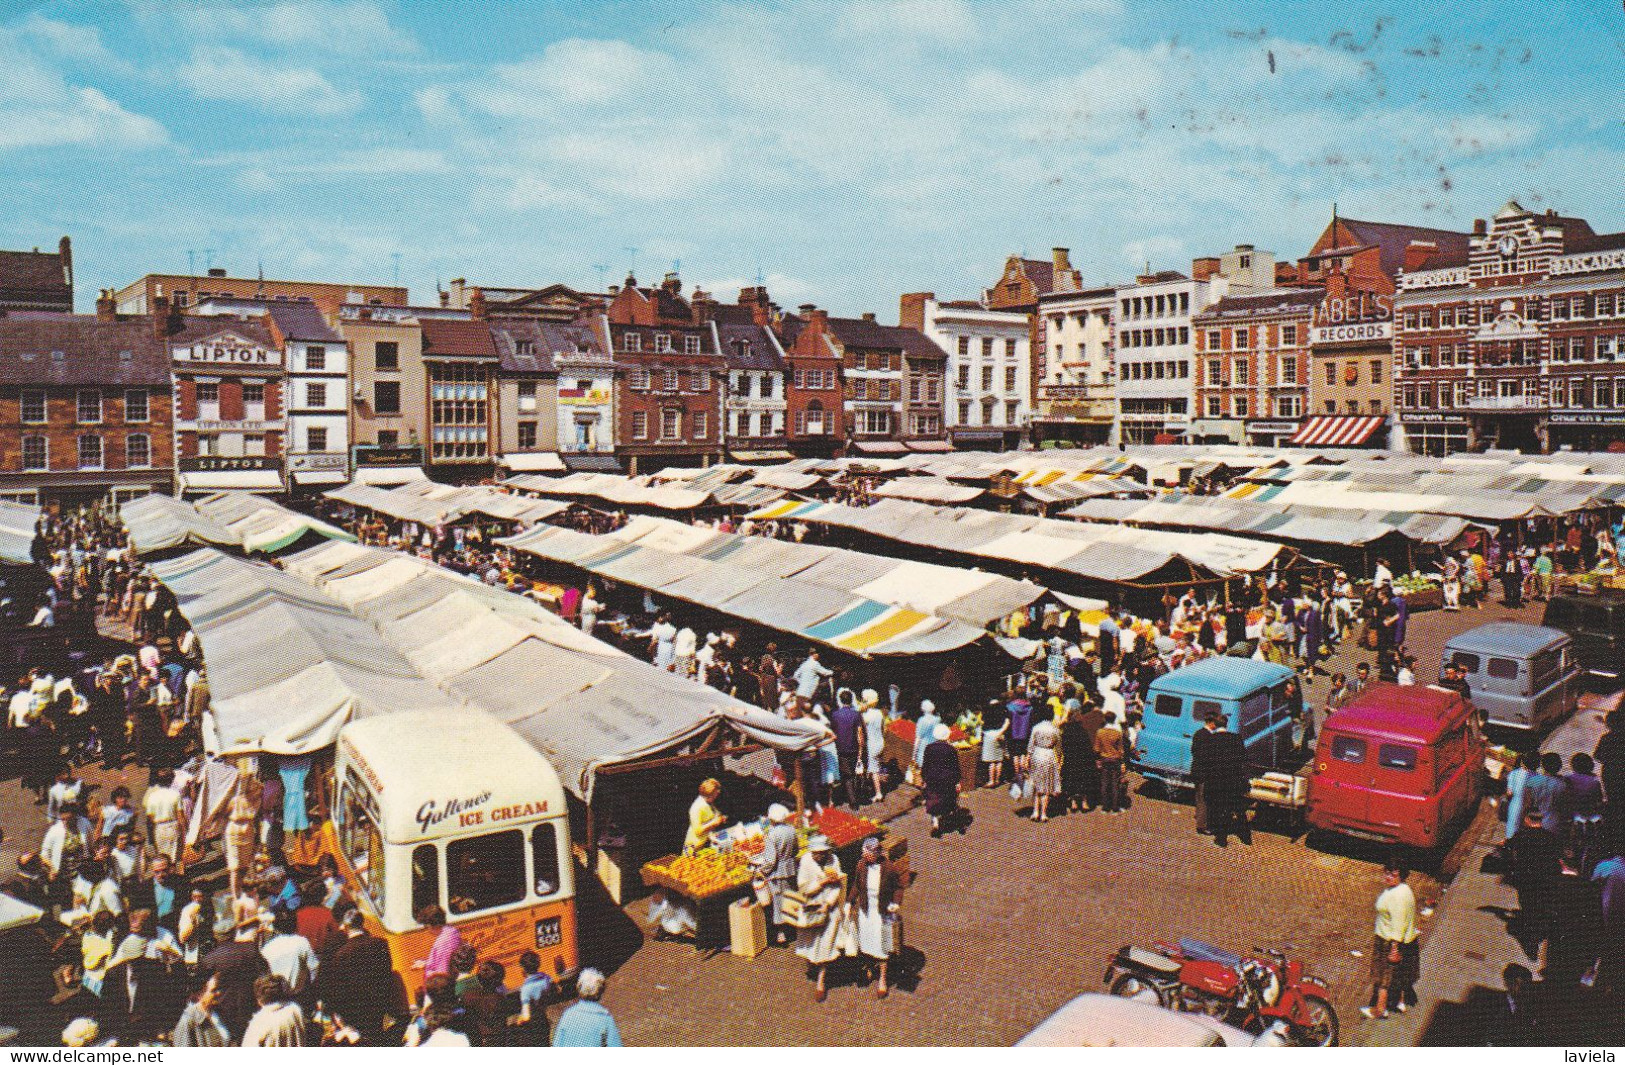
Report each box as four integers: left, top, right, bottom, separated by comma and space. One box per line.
334, 710, 576, 1000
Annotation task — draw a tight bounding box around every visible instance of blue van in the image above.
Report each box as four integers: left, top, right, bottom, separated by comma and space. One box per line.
1136, 658, 1299, 787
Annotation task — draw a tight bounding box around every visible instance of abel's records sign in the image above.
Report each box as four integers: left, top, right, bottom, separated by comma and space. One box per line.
1310, 292, 1393, 346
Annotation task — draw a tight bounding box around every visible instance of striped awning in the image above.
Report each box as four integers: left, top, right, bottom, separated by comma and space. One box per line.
1290, 416, 1384, 448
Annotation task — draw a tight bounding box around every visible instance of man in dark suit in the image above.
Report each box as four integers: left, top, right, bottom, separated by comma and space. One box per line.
317, 908, 403, 1045
200, 926, 270, 1037
1191, 710, 1250, 846
830, 694, 865, 808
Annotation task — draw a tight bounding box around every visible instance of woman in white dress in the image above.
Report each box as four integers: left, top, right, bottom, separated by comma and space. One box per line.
794, 836, 845, 1002
861, 690, 886, 804
849, 836, 903, 998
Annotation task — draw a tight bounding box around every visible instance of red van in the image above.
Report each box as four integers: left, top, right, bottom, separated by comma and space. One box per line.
1305, 684, 1483, 849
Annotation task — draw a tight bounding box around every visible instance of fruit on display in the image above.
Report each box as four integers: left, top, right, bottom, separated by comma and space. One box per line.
643, 848, 753, 896
808, 807, 880, 849
1394, 574, 1438, 593
886, 719, 915, 743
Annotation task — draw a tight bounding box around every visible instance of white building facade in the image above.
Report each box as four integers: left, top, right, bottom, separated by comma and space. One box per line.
1035, 286, 1117, 445
912, 296, 1031, 449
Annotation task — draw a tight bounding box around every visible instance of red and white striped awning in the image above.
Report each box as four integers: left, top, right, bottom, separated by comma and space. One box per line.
1290, 415, 1385, 448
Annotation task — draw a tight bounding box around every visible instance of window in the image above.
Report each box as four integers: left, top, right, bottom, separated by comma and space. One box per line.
446, 829, 525, 915
661, 407, 682, 439
631, 410, 648, 440
412, 843, 440, 917
518, 422, 538, 448
21, 435, 46, 470
1206, 329, 1222, 351
1370, 359, 1383, 383
691, 370, 711, 392
957, 337, 969, 357
980, 365, 994, 391
623, 332, 641, 352
1206, 395, 1223, 417
306, 427, 327, 453
1330, 735, 1368, 763
306, 382, 327, 409
1234, 360, 1249, 386
531, 823, 563, 899
693, 410, 708, 439
243, 383, 266, 419
196, 434, 219, 457
1378, 744, 1419, 771
77, 390, 102, 424
655, 333, 673, 353
20, 389, 46, 424
1003, 338, 1015, 359
958, 399, 972, 423
306, 345, 326, 371
374, 341, 399, 370
245, 434, 266, 456
341, 777, 385, 911
1324, 363, 1336, 386
78, 434, 103, 470
374, 381, 401, 414
663, 370, 680, 393
376, 430, 399, 448
517, 381, 538, 412
1233, 395, 1249, 417
684, 335, 700, 355
1281, 324, 1297, 346
1207, 358, 1224, 385
1277, 394, 1302, 418
1235, 328, 1249, 349
1152, 694, 1184, 717
1005, 399, 1019, 423
124, 389, 149, 423
956, 365, 970, 389
126, 433, 150, 468
1487, 657, 1519, 681
1281, 356, 1297, 382
1004, 365, 1017, 392
630, 369, 651, 391
1451, 652, 1480, 674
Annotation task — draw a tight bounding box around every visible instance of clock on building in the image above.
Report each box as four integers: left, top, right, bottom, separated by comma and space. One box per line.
1497, 235, 1520, 259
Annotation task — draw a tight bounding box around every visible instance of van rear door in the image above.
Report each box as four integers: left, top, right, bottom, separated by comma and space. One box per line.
1322, 732, 1372, 827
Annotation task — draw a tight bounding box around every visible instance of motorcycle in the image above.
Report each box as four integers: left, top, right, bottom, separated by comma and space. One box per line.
1104, 938, 1339, 1047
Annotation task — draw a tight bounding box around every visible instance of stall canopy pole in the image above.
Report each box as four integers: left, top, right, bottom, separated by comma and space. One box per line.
792, 756, 806, 823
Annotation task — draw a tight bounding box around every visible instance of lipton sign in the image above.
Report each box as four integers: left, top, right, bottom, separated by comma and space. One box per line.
175, 333, 282, 366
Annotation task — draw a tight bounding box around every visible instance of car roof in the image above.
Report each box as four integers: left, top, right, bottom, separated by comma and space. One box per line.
1445, 622, 1569, 657
1323, 683, 1469, 745
1016, 993, 1243, 1047
1148, 656, 1297, 700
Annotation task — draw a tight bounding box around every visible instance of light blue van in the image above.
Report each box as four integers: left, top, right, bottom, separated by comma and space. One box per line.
1136, 658, 1299, 787
1442, 622, 1578, 732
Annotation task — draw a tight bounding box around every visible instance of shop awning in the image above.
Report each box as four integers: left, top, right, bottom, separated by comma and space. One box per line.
498, 452, 567, 473
905, 439, 954, 452
852, 440, 907, 454
1290, 416, 1384, 448
730, 450, 795, 463
354, 466, 428, 486
0, 498, 41, 565
178, 470, 285, 493
562, 453, 623, 473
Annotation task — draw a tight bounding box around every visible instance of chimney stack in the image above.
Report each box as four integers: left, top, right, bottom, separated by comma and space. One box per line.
95, 289, 116, 321
1473, 219, 1487, 237
151, 287, 171, 339
468, 287, 487, 319
662, 272, 682, 294
898, 292, 930, 331
1052, 247, 1072, 273
1190, 257, 1219, 282
861, 311, 876, 323
59, 236, 73, 290
798, 303, 817, 317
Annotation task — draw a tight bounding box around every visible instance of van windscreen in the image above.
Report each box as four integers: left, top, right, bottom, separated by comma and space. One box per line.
447, 829, 526, 915
1331, 735, 1367, 763
1378, 744, 1418, 771
1153, 694, 1184, 717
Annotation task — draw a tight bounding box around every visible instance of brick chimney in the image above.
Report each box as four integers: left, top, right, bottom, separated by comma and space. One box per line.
1473, 219, 1487, 237
691, 289, 714, 323
59, 235, 73, 291
898, 292, 930, 331
468, 287, 487, 319
95, 288, 116, 321
662, 272, 682, 294
861, 311, 876, 323
1191, 257, 1220, 282
151, 287, 171, 339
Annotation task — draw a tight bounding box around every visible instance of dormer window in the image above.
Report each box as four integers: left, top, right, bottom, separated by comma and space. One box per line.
516, 339, 536, 357
655, 333, 673, 352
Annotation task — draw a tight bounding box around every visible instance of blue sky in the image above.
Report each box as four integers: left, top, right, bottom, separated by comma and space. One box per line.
2, 0, 1620, 315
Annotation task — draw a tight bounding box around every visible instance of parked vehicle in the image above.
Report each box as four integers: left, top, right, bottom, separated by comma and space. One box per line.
1306, 683, 1484, 849
1541, 589, 1625, 685
1441, 622, 1579, 732
1104, 938, 1338, 1046
1136, 658, 1299, 788
1017, 992, 1282, 1047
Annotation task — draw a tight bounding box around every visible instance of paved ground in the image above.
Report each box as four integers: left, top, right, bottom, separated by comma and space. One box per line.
0, 593, 1581, 1046
584, 595, 1562, 1046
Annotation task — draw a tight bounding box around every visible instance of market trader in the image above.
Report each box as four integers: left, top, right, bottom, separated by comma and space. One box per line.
753, 804, 799, 946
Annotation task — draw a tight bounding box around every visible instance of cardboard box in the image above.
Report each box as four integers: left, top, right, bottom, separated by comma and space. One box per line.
728, 899, 768, 958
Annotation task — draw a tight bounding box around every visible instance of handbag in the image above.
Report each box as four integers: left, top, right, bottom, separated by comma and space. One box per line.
835, 909, 860, 956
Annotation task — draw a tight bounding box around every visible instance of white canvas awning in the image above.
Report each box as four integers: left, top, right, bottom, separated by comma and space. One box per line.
179, 469, 285, 493
353, 466, 429, 486
498, 452, 567, 473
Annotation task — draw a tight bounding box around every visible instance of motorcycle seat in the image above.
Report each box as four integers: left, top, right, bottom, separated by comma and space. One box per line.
1126, 947, 1184, 975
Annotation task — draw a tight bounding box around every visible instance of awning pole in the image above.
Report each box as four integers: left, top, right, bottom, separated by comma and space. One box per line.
792, 754, 806, 823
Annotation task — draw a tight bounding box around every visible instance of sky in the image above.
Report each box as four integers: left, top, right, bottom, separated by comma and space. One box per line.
1, 0, 1621, 316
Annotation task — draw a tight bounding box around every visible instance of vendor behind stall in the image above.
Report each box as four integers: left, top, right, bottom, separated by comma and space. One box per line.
683, 779, 727, 855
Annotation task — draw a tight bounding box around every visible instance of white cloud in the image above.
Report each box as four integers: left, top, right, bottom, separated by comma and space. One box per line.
836, 0, 978, 44
12, 15, 126, 69
202, 146, 451, 177
176, 1, 417, 55
0, 35, 166, 151
177, 46, 363, 115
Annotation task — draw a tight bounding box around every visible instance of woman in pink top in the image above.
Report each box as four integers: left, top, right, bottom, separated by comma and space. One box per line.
419, 906, 463, 978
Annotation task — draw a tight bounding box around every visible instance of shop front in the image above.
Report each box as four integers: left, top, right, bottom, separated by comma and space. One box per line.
1246, 419, 1303, 448
1399, 412, 1471, 457
1546, 411, 1625, 453
176, 455, 285, 496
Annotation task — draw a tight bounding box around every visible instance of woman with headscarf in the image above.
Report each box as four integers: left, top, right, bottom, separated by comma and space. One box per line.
860, 690, 886, 804
921, 724, 962, 838
849, 836, 903, 998
1027, 706, 1062, 822
911, 700, 940, 785
752, 804, 799, 946
794, 836, 846, 1002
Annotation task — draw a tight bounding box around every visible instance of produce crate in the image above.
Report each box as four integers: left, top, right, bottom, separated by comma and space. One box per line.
728, 899, 768, 959
595, 848, 641, 905
640, 854, 752, 904
1401, 586, 1444, 612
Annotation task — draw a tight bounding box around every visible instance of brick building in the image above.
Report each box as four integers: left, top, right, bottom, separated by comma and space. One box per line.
115, 267, 406, 317
1296, 215, 1470, 448
777, 301, 843, 458
983, 248, 1083, 396
441, 278, 605, 322
168, 305, 286, 494
707, 294, 791, 462
791, 309, 947, 455
1192, 288, 1322, 447
336, 303, 471, 481
0, 298, 172, 504
1033, 286, 1118, 445
605, 274, 725, 473
1395, 200, 1625, 455
0, 237, 73, 313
